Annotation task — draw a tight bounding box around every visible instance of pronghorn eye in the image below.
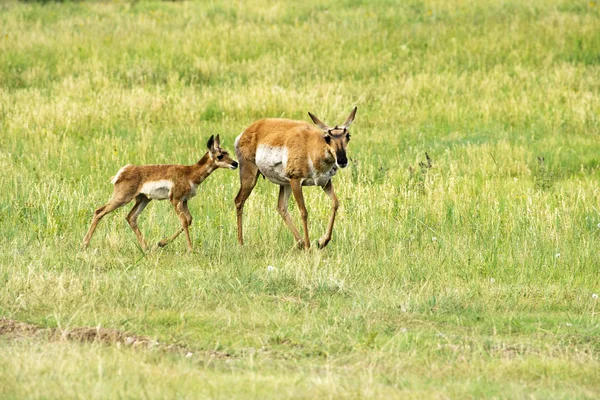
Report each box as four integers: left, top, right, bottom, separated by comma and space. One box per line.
346, 134, 351, 141
217, 154, 224, 160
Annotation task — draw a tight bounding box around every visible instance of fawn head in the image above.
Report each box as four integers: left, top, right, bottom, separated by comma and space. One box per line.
207, 135, 238, 170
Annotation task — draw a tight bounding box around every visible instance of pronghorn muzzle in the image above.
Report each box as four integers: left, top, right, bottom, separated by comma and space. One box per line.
336, 150, 348, 168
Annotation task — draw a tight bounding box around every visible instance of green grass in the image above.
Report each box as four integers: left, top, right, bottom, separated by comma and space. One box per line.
1, 0, 600, 398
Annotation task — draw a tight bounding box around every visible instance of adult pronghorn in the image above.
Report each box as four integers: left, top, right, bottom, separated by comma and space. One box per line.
82, 135, 238, 252
234, 107, 357, 250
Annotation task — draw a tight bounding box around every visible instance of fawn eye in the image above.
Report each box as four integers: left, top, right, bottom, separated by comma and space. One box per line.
217, 154, 224, 160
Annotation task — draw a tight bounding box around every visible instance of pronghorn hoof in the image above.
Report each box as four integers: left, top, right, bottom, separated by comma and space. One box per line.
317, 239, 328, 249
152, 241, 167, 251
295, 240, 305, 250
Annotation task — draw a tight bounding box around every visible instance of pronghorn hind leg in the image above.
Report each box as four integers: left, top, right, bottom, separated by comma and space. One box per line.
277, 185, 303, 248
290, 178, 310, 250
157, 199, 188, 250
126, 194, 151, 251
81, 195, 131, 249
234, 160, 260, 246
318, 180, 339, 249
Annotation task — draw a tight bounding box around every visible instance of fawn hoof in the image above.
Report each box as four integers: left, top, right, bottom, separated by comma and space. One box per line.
80, 238, 91, 250
317, 237, 329, 249
151, 242, 166, 252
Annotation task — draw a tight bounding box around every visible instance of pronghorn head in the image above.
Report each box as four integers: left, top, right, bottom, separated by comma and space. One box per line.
308, 107, 357, 168
207, 134, 238, 170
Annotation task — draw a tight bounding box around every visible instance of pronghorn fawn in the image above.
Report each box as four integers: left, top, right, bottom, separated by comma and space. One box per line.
82, 135, 238, 252
234, 107, 357, 250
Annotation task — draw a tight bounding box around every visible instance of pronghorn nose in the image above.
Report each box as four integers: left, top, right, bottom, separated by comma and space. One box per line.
231, 161, 239, 169
338, 161, 348, 168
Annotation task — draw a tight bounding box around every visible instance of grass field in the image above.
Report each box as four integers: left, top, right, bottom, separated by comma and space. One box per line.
1, 0, 600, 398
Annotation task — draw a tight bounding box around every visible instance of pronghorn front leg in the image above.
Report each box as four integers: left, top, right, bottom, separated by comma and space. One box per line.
157, 199, 189, 250
290, 179, 310, 250
277, 185, 303, 248
180, 201, 193, 251
318, 180, 339, 249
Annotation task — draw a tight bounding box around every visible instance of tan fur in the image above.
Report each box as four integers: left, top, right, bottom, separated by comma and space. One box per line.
234, 107, 357, 250
82, 135, 237, 252
236, 119, 337, 179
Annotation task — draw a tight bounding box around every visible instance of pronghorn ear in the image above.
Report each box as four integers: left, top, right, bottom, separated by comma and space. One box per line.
341, 106, 357, 129
214, 134, 221, 148
308, 112, 330, 131
207, 135, 215, 151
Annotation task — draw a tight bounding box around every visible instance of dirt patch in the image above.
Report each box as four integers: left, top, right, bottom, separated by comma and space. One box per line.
59, 327, 162, 348
1, 318, 158, 348
0, 318, 230, 359
0, 318, 41, 338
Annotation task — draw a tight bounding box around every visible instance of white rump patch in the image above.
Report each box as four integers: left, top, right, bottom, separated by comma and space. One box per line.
234, 132, 244, 162
140, 180, 173, 200
111, 164, 132, 184
255, 145, 289, 185
234, 132, 243, 150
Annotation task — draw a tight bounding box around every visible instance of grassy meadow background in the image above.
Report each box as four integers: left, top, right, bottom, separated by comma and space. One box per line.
1, 0, 600, 397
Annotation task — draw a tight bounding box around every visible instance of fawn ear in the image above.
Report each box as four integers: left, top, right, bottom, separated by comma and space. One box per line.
308, 112, 330, 131
341, 106, 357, 129
207, 135, 215, 151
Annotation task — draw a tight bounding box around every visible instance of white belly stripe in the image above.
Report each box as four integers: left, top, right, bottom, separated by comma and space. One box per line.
255, 145, 289, 185
140, 180, 173, 200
